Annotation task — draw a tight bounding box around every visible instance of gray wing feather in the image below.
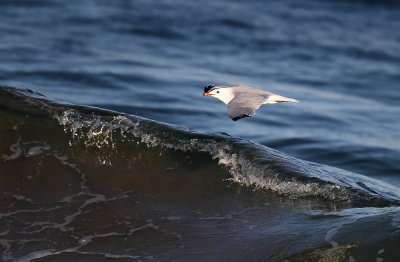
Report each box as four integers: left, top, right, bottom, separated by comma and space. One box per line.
227, 92, 268, 121
230, 85, 274, 96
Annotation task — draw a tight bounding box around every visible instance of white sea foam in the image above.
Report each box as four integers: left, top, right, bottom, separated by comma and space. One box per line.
54, 109, 400, 203
1, 140, 23, 161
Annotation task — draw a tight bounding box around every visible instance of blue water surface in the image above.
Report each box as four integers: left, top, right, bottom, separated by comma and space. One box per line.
0, 0, 399, 185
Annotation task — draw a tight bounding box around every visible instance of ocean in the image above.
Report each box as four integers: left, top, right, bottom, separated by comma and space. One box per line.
1, 0, 399, 261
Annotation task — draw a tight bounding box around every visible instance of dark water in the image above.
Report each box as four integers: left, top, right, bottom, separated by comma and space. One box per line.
1, 0, 400, 261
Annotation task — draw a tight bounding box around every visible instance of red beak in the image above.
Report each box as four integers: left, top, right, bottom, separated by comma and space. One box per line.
203, 92, 212, 96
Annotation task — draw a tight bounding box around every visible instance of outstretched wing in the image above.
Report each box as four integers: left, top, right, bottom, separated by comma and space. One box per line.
227, 92, 268, 121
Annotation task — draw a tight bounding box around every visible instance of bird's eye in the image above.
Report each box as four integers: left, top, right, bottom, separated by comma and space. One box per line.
217, 91, 220, 93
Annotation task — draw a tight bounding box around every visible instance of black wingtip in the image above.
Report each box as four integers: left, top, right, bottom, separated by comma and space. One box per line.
204, 85, 215, 93
231, 114, 251, 121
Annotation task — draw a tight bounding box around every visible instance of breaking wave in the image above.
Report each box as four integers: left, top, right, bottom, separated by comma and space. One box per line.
1, 85, 399, 205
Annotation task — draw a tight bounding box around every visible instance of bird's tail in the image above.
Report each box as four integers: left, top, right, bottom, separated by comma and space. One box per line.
266, 94, 299, 104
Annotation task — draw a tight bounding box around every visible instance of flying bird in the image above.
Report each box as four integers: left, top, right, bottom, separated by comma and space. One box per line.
203, 84, 299, 121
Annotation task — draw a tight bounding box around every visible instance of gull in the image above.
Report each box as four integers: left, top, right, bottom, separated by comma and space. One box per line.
203, 84, 299, 121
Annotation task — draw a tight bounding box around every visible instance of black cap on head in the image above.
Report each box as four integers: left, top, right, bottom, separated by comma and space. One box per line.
204, 85, 214, 93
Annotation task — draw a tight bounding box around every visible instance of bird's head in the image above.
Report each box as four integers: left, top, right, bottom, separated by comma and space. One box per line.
203, 85, 234, 104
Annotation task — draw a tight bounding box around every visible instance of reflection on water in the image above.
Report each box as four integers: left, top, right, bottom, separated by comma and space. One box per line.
1, 0, 400, 260
1, 86, 400, 261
